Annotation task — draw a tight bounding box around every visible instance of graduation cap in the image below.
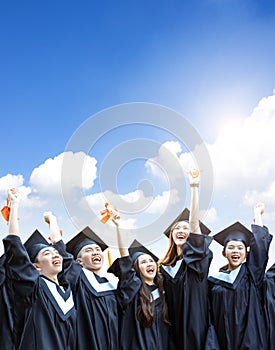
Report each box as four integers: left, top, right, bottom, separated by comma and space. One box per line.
163, 208, 211, 237
66, 226, 108, 259
24, 229, 50, 263
128, 239, 159, 263
213, 221, 252, 247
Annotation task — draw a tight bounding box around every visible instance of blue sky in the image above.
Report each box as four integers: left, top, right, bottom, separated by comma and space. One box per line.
1, 0, 275, 270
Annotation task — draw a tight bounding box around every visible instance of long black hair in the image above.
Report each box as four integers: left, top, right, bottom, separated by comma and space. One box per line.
133, 259, 170, 328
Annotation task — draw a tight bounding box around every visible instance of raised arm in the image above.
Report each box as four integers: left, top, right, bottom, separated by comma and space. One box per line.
248, 202, 273, 285
254, 203, 264, 227
108, 220, 142, 310
43, 211, 74, 275
3, 189, 38, 298
188, 169, 201, 234
43, 211, 62, 244
7, 188, 19, 236
112, 217, 128, 257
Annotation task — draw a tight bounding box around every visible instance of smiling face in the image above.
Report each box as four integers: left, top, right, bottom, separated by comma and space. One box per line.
223, 240, 248, 270
34, 246, 63, 278
171, 220, 190, 246
137, 253, 157, 285
76, 243, 104, 274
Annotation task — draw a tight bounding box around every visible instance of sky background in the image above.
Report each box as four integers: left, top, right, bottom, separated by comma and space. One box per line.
1, 0, 275, 272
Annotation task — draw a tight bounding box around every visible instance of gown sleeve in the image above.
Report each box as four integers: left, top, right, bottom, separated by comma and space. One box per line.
264, 263, 275, 349
0, 254, 6, 286
3, 235, 39, 348
247, 224, 273, 286
182, 233, 213, 279
0, 254, 15, 350
3, 235, 38, 299
108, 256, 142, 310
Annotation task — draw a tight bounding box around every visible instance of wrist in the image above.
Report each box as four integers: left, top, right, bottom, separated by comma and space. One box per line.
190, 183, 199, 187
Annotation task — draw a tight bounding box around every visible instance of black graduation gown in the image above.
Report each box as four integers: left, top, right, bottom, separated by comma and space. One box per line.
56, 240, 119, 350
264, 263, 275, 350
108, 255, 170, 350
0, 254, 15, 350
3, 235, 77, 350
208, 225, 272, 350
160, 233, 213, 350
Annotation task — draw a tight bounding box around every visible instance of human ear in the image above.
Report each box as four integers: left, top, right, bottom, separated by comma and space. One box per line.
33, 262, 41, 272
76, 258, 83, 266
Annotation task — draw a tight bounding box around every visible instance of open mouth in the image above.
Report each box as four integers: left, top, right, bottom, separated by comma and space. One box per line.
231, 255, 240, 263
53, 260, 61, 266
146, 267, 155, 274
92, 256, 101, 263
177, 234, 186, 239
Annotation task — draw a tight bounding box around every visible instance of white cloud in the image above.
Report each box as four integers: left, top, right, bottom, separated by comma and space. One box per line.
80, 188, 180, 231
162, 141, 182, 155
145, 140, 208, 186
17, 186, 32, 200
146, 189, 180, 214
178, 150, 199, 172
0, 175, 36, 208
145, 141, 187, 183
109, 188, 180, 218
84, 190, 147, 216
200, 207, 219, 225
243, 181, 275, 207
30, 151, 97, 195
143, 90, 275, 245
0, 174, 24, 194
208, 91, 275, 190
0, 152, 98, 249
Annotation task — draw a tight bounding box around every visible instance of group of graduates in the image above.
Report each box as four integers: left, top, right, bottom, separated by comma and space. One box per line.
0, 169, 274, 350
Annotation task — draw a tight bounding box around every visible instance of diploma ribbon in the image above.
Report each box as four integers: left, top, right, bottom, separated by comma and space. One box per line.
1, 198, 10, 222
100, 202, 120, 223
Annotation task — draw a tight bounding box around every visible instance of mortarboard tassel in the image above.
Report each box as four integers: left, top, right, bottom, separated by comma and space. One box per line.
107, 247, 112, 266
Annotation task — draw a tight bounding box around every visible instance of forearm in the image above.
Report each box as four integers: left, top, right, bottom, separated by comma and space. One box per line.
44, 212, 62, 244
254, 211, 263, 226
113, 222, 128, 257
189, 185, 201, 234
8, 202, 19, 236
188, 168, 201, 234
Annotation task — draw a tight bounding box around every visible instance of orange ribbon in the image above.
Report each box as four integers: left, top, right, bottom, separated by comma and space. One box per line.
1, 198, 10, 222
1, 205, 10, 222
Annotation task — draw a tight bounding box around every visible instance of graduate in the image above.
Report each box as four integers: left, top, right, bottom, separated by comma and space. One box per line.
63, 222, 119, 350
2, 189, 76, 350
0, 253, 14, 350
160, 169, 213, 350
208, 203, 273, 350
108, 216, 170, 350
264, 262, 275, 350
